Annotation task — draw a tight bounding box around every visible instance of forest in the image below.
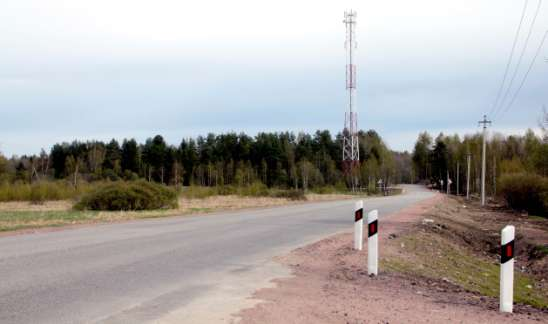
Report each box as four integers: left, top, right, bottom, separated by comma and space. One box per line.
1, 117, 546, 215
411, 129, 547, 194
411, 112, 547, 216
0, 130, 412, 194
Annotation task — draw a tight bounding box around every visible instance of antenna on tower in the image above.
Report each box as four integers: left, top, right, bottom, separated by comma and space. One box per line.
342, 10, 360, 191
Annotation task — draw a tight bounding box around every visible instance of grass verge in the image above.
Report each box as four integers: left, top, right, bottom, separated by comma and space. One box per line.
0, 211, 99, 232
382, 232, 548, 309
0, 181, 94, 202
0, 209, 189, 232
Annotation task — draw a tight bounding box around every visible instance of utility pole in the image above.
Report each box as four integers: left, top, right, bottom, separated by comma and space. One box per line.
456, 162, 460, 196
493, 156, 497, 197
479, 115, 492, 206
446, 170, 450, 195
466, 154, 471, 200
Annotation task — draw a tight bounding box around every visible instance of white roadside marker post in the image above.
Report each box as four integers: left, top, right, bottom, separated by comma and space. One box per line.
500, 225, 515, 313
368, 209, 379, 276
354, 200, 364, 251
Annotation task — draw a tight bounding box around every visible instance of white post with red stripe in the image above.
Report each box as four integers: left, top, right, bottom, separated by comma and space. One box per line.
368, 209, 379, 276
500, 225, 515, 313
354, 200, 364, 250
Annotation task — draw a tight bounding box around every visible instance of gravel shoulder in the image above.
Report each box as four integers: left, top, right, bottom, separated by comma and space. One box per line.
236, 194, 548, 323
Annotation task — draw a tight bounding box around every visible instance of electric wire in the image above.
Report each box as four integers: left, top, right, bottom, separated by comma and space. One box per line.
488, 0, 529, 118
493, 0, 543, 120
495, 29, 548, 122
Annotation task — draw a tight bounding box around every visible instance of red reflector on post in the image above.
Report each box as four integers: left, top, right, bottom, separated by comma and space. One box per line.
355, 208, 363, 222
368, 219, 378, 237
501, 240, 514, 264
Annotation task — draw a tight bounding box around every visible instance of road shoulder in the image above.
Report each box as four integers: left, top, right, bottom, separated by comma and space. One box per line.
235, 195, 548, 323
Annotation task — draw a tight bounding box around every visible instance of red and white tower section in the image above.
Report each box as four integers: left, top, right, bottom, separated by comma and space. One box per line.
343, 10, 360, 187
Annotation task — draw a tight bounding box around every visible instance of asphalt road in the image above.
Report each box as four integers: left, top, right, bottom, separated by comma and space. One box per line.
0, 185, 434, 323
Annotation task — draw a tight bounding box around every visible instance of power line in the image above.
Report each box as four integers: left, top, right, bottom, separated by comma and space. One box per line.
496, 29, 548, 121
488, 0, 529, 118
493, 0, 543, 120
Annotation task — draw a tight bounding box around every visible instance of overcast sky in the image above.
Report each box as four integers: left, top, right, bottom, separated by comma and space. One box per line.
1, 0, 547, 156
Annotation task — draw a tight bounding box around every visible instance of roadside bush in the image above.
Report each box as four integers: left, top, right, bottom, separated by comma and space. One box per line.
103, 169, 120, 181
217, 185, 237, 196
0, 181, 90, 202
335, 181, 348, 192
74, 181, 178, 211
122, 170, 140, 181
498, 173, 548, 217
239, 181, 269, 197
29, 184, 47, 204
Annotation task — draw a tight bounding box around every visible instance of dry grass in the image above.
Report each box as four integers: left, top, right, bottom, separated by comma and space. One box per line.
178, 193, 355, 214
306, 193, 356, 201
0, 200, 73, 212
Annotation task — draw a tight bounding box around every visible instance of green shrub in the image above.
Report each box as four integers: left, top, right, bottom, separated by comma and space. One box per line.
0, 181, 90, 202
122, 170, 140, 181
217, 185, 237, 196
103, 169, 121, 181
498, 173, 548, 216
29, 184, 47, 204
239, 181, 269, 197
74, 181, 178, 211
335, 181, 350, 193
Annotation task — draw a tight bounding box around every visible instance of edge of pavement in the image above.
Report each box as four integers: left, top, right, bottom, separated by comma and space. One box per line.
0, 188, 410, 238
154, 190, 439, 324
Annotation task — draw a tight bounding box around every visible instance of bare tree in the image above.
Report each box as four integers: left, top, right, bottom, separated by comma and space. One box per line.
65, 155, 83, 188
39, 149, 49, 177
172, 161, 185, 189
87, 142, 105, 175
29, 156, 40, 183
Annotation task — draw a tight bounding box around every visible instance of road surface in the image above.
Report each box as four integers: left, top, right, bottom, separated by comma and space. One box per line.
0, 185, 434, 323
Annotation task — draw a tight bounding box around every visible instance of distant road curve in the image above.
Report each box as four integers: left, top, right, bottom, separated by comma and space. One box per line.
0, 185, 434, 323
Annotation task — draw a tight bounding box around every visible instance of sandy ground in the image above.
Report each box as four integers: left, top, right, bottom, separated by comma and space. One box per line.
236, 195, 548, 323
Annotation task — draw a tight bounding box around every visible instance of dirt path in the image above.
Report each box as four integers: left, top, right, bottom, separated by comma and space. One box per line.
236, 195, 547, 323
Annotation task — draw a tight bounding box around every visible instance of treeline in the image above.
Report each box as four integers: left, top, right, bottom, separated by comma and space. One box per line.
411, 127, 547, 196
0, 130, 412, 191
